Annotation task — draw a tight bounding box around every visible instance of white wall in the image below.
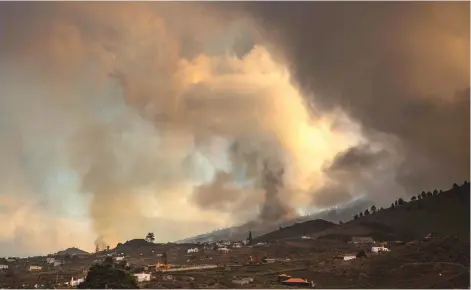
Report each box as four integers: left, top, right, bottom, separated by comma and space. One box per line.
134, 273, 151, 282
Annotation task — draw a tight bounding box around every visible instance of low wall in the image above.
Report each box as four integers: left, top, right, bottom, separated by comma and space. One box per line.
159, 265, 218, 272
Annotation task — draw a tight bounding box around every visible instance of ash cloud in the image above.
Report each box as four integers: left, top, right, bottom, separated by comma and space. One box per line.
0, 2, 468, 256
243, 1, 470, 201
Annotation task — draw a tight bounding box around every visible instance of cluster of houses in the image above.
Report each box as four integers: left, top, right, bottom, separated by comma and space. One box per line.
0, 256, 68, 273
186, 240, 247, 255
341, 236, 392, 261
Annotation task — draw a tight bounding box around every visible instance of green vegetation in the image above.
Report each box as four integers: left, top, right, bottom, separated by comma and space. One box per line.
79, 259, 138, 289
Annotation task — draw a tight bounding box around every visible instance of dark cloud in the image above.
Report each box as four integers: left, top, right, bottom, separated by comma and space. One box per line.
243, 1, 470, 197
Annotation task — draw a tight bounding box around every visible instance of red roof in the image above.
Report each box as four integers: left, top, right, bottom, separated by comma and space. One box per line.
283, 278, 307, 283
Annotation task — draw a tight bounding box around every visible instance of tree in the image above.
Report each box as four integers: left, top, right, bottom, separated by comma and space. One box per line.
356, 249, 367, 258
339, 221, 343, 224
411, 196, 417, 201
78, 263, 138, 289
398, 198, 405, 205
421, 191, 426, 198
248, 230, 253, 245
103, 256, 114, 266
439, 190, 443, 194
364, 209, 370, 216
452, 183, 459, 189
426, 191, 432, 197
106, 245, 110, 251
353, 214, 359, 220
418, 195, 422, 200
359, 212, 364, 217
394, 200, 398, 206
391, 203, 395, 209
162, 252, 168, 265
145, 232, 155, 243
371, 205, 377, 213
380, 207, 384, 211
433, 189, 438, 196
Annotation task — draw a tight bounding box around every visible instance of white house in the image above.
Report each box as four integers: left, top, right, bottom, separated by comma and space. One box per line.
343, 254, 356, 261
70, 276, 85, 287
218, 247, 230, 253
29, 265, 42, 271
0, 265, 8, 269
134, 273, 151, 282
187, 248, 199, 254
371, 246, 390, 253
301, 236, 312, 239
114, 256, 125, 261
232, 243, 242, 248
46, 257, 55, 264
53, 261, 63, 267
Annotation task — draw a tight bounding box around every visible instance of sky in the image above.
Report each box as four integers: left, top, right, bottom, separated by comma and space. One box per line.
0, 2, 469, 257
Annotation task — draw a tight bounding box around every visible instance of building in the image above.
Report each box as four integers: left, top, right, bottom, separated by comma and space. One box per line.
343, 254, 356, 261
29, 265, 42, 271
53, 261, 63, 267
301, 236, 312, 239
218, 247, 230, 253
351, 236, 375, 244
264, 258, 275, 264
134, 273, 151, 282
371, 246, 390, 253
0, 265, 8, 270
114, 256, 125, 261
70, 276, 85, 287
232, 243, 242, 248
278, 274, 292, 282
281, 278, 314, 287
46, 257, 55, 264
187, 248, 199, 253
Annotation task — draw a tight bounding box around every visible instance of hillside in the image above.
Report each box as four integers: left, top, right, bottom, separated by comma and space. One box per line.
254, 219, 337, 242
176, 197, 374, 243
56, 247, 89, 256
268, 182, 470, 242
178, 182, 469, 244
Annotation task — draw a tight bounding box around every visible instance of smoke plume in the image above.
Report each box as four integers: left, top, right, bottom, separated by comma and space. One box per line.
0, 2, 468, 255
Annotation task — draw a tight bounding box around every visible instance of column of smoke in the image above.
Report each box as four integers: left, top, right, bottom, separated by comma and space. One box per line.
259, 160, 292, 222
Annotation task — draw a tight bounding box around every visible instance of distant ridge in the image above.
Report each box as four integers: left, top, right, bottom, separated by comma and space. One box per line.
56, 247, 89, 256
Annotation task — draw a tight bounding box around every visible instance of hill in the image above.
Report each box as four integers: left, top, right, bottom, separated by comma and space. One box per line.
176, 197, 374, 243
178, 182, 469, 244
254, 219, 337, 242
56, 247, 89, 256
265, 182, 470, 243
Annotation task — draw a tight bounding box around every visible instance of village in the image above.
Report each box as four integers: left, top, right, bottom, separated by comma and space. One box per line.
0, 232, 405, 289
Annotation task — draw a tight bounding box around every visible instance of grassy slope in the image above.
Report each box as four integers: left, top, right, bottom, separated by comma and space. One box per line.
259, 183, 470, 242
254, 219, 338, 242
